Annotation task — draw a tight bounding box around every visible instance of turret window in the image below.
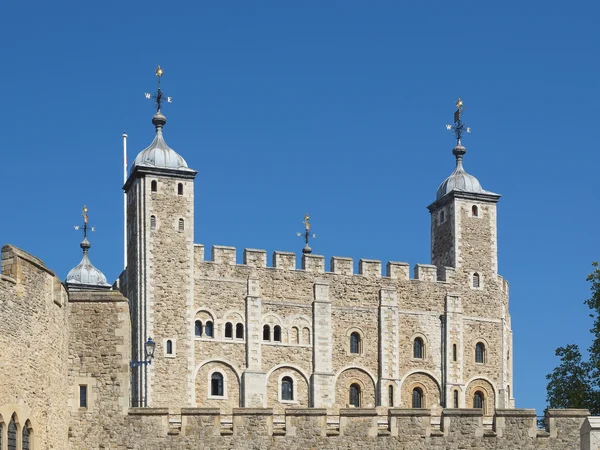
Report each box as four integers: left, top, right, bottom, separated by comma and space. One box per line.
475, 342, 486, 364
413, 337, 425, 359
151, 180, 158, 193
178, 183, 183, 195
473, 272, 480, 288
195, 320, 203, 337
439, 210, 446, 224
225, 322, 233, 338
350, 332, 361, 354
388, 385, 394, 407
273, 325, 282, 342
236, 323, 244, 339
178, 218, 185, 232
166, 339, 173, 354
205, 321, 214, 337
452, 344, 457, 362
150, 215, 156, 231
471, 205, 479, 217
263, 325, 270, 341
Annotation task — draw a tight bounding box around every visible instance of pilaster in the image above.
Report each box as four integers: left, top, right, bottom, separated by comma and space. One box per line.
379, 288, 399, 406
445, 294, 464, 406
243, 277, 266, 407
312, 281, 334, 408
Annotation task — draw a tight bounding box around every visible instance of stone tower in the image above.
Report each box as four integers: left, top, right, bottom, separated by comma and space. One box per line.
124, 102, 197, 407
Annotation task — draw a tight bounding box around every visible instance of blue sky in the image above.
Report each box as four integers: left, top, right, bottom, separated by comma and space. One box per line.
2, 1, 599, 413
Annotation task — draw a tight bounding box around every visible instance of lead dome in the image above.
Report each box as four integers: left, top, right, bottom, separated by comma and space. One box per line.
65, 237, 110, 289
436, 144, 495, 200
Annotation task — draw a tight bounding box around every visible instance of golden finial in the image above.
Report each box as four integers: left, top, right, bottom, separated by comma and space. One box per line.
82, 205, 89, 223
297, 214, 316, 254
304, 214, 310, 231
155, 65, 163, 77
456, 98, 463, 109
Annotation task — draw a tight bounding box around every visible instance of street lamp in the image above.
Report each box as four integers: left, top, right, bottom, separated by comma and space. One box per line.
130, 337, 156, 368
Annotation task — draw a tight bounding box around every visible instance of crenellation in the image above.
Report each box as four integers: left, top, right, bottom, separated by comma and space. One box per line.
359, 259, 381, 277
331, 256, 353, 275
414, 263, 438, 282
244, 248, 267, 268
440, 266, 456, 282
302, 254, 325, 273
386, 261, 409, 280
213, 245, 237, 265
194, 244, 205, 262
273, 251, 296, 270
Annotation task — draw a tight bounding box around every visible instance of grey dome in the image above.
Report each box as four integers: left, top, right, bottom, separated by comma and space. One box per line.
436, 145, 493, 200
66, 238, 110, 289
131, 112, 188, 172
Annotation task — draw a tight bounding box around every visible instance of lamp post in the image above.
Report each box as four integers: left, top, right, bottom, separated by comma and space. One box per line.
130, 337, 156, 407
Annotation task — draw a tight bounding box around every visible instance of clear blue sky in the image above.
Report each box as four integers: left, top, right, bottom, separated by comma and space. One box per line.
2, 1, 598, 414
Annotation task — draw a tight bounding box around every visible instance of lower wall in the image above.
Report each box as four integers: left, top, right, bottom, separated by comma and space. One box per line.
69, 408, 589, 449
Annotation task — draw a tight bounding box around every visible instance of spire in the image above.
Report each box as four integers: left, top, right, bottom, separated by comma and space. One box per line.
65, 206, 110, 289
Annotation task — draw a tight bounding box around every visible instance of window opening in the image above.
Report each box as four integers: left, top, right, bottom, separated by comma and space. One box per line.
452, 344, 457, 362
412, 388, 423, 408
440, 210, 445, 224
195, 320, 203, 337
453, 390, 459, 408
303, 327, 310, 344
178, 218, 185, 232
350, 332, 361, 354
413, 337, 424, 359
472, 205, 478, 217
22, 424, 30, 450
166, 340, 173, 354
388, 385, 394, 407
263, 325, 270, 341
151, 180, 157, 192
178, 183, 183, 195
291, 327, 299, 344
349, 383, 361, 407
8, 416, 16, 450
475, 342, 485, 363
211, 372, 224, 396
474, 391, 484, 409
274, 325, 282, 342
79, 385, 88, 408
282, 376, 294, 401
225, 322, 233, 338
473, 273, 480, 288
205, 321, 214, 337
150, 215, 156, 231
236, 323, 244, 339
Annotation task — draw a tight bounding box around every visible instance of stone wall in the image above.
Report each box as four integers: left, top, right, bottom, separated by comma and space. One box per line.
0, 245, 69, 450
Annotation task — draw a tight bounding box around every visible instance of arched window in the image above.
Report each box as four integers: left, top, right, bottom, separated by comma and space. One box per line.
349, 383, 361, 407
475, 342, 485, 363
211, 372, 224, 396
263, 325, 270, 341
281, 376, 294, 401
412, 387, 423, 408
452, 344, 457, 362
474, 391, 484, 409
303, 327, 310, 344
151, 180, 157, 192
178, 183, 183, 195
225, 322, 233, 338
291, 326, 299, 344
150, 215, 156, 231
472, 205, 478, 217
388, 385, 394, 407
350, 332, 361, 354
178, 218, 185, 232
22, 423, 31, 450
273, 325, 282, 342
8, 415, 17, 450
166, 339, 173, 354
236, 323, 244, 339
195, 320, 203, 337
205, 321, 214, 337
413, 337, 424, 359
453, 390, 459, 408
473, 273, 480, 288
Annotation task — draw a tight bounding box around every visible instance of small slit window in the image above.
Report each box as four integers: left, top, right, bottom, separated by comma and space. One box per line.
349, 383, 361, 407
412, 387, 423, 408
178, 183, 183, 195
350, 332, 361, 354
151, 180, 157, 192
211, 372, 224, 396
205, 321, 214, 337
195, 320, 203, 337
475, 342, 485, 364
273, 325, 282, 342
440, 210, 445, 224
150, 215, 156, 231
79, 385, 88, 408
178, 218, 185, 232
452, 344, 457, 362
413, 337, 424, 359
236, 323, 244, 339
473, 273, 480, 288
263, 325, 270, 341
472, 205, 478, 217
474, 391, 484, 409
454, 390, 459, 408
281, 376, 294, 401
166, 339, 173, 354
388, 385, 394, 407
225, 322, 233, 338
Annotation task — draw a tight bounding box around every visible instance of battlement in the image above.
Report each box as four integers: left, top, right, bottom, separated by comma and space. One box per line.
119, 407, 590, 449
194, 244, 461, 283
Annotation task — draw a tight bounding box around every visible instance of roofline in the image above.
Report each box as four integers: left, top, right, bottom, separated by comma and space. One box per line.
427, 190, 501, 212
123, 165, 198, 191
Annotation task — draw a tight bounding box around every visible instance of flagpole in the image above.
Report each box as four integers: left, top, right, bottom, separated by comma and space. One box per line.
123, 132, 128, 269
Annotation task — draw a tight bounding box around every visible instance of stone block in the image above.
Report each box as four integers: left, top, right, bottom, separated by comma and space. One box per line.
244, 248, 267, 268
302, 254, 325, 273
273, 251, 296, 270
358, 259, 381, 277
386, 261, 409, 280
212, 245, 236, 265
331, 256, 353, 275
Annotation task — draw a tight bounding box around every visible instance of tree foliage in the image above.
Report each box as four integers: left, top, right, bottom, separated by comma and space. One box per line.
546, 262, 600, 414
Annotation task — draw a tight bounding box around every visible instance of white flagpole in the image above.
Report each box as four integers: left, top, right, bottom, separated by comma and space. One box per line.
123, 132, 128, 269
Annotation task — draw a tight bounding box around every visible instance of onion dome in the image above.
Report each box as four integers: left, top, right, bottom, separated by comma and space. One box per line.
131, 112, 188, 172
436, 145, 495, 200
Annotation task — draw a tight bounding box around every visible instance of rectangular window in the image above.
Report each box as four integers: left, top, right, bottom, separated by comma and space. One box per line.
79, 385, 88, 408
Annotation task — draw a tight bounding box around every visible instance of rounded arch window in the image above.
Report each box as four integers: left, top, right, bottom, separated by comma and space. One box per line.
205, 321, 214, 337
281, 376, 294, 401
472, 272, 480, 288
150, 215, 156, 231
412, 387, 423, 408
475, 342, 486, 364
211, 372, 224, 396
273, 325, 282, 342
263, 324, 270, 341
350, 332, 362, 354
151, 180, 157, 192
225, 322, 233, 338
472, 205, 479, 217
236, 323, 244, 339
195, 320, 203, 337
178, 218, 185, 232
166, 339, 173, 354
473, 391, 484, 409
413, 337, 425, 359
349, 383, 361, 407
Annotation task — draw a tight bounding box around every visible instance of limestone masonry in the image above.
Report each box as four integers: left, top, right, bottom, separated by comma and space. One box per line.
1, 103, 598, 449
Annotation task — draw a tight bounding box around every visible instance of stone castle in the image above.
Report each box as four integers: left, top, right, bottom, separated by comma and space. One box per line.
0, 82, 598, 449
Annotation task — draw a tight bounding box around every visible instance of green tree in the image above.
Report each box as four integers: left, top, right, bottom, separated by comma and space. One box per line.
545, 262, 600, 414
